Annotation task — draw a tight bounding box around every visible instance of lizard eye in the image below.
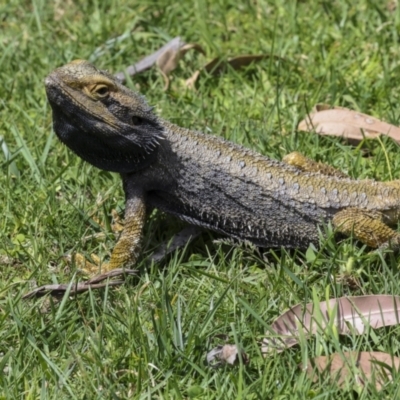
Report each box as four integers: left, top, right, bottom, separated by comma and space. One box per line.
93, 84, 109, 97
131, 116, 143, 125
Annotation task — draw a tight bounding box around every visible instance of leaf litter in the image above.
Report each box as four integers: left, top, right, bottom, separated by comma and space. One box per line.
298, 104, 400, 144
306, 351, 400, 390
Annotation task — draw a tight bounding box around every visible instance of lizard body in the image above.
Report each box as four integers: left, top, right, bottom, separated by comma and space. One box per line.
45, 60, 400, 273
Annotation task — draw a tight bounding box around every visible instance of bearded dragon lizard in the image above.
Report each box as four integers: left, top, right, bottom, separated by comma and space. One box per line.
45, 60, 400, 274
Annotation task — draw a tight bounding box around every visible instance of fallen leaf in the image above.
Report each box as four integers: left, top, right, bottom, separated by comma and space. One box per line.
186, 54, 273, 89
263, 295, 400, 354
206, 344, 249, 367
156, 43, 204, 90
114, 36, 204, 89
114, 36, 183, 81
0, 255, 19, 266
306, 351, 400, 390
298, 104, 400, 143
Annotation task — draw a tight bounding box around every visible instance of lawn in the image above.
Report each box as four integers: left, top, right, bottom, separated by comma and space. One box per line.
1, 0, 400, 398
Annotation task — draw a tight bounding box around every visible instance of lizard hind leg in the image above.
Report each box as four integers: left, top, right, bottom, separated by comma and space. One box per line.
283, 151, 349, 178
332, 207, 400, 249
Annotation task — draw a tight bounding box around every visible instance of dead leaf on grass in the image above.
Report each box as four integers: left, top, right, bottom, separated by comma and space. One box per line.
206, 344, 249, 368
298, 104, 400, 143
156, 42, 204, 90
0, 255, 20, 266
186, 54, 273, 89
306, 351, 400, 390
114, 36, 204, 89
263, 295, 400, 354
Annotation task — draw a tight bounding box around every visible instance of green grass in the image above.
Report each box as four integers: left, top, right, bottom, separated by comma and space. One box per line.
2, 0, 400, 398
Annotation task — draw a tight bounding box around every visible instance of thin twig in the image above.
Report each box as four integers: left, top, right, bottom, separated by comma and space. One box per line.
23, 269, 137, 299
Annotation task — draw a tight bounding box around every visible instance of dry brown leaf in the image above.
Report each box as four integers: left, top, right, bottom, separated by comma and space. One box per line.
156, 43, 205, 90
114, 37, 183, 81
306, 351, 400, 390
263, 295, 400, 354
114, 36, 204, 89
298, 104, 400, 143
206, 344, 249, 368
157, 43, 204, 75
0, 255, 19, 266
387, 0, 397, 12
186, 54, 272, 89
203, 54, 271, 75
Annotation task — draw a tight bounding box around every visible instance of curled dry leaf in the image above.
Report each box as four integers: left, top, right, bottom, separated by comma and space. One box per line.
298, 104, 400, 143
156, 43, 205, 90
206, 344, 249, 368
186, 54, 273, 89
114, 36, 204, 89
306, 351, 400, 390
263, 295, 400, 354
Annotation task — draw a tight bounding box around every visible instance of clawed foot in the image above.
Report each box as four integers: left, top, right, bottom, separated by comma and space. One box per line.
69, 253, 114, 276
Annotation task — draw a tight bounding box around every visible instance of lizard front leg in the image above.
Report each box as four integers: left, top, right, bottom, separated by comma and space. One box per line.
283, 151, 349, 178
79, 187, 146, 275
332, 207, 400, 248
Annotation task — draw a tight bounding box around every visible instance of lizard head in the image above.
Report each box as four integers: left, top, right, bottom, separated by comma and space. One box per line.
45, 60, 163, 173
